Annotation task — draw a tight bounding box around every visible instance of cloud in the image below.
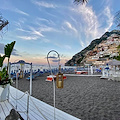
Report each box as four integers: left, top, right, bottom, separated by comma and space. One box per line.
12, 49, 21, 56
45, 56, 60, 62
17, 26, 44, 40
73, 5, 99, 37
0, 43, 4, 54
17, 35, 38, 40
36, 17, 56, 26
64, 21, 78, 34
31, 0, 56, 8
29, 26, 44, 36
17, 28, 31, 33
41, 39, 50, 43
40, 26, 58, 32
70, 5, 100, 47
32, 30, 44, 37
64, 45, 72, 50
52, 59, 60, 62
36, 17, 50, 23
29, 25, 59, 36
18, 18, 27, 24
16, 24, 59, 42
0, 43, 20, 56
14, 8, 29, 16
103, 6, 113, 31
69, 3, 113, 49
80, 41, 85, 48
47, 56, 57, 59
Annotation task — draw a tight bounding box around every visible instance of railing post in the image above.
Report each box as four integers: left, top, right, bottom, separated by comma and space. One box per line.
30, 63, 32, 95
8, 63, 11, 102
15, 72, 18, 110
8, 85, 10, 102
27, 92, 30, 120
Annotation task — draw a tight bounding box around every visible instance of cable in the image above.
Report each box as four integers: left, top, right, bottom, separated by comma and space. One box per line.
30, 96, 48, 120
9, 91, 28, 100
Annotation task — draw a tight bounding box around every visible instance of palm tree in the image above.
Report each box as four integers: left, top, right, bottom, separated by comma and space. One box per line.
0, 14, 9, 31
0, 55, 5, 67
74, 0, 87, 4
4, 41, 16, 72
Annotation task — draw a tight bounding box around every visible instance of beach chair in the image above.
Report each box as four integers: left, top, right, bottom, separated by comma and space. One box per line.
26, 75, 35, 80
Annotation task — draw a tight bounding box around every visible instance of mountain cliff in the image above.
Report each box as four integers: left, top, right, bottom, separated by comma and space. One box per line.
65, 30, 120, 66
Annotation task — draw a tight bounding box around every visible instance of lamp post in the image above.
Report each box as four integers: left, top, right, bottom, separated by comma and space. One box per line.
47, 50, 60, 120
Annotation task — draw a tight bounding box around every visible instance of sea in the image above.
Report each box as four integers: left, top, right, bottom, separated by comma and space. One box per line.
10, 64, 76, 73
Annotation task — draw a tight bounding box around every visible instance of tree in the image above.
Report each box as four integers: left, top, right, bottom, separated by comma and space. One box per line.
4, 41, 16, 71
0, 14, 16, 85
0, 14, 9, 31
74, 0, 87, 4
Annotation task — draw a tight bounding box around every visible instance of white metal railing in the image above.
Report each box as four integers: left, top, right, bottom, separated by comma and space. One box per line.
9, 90, 48, 120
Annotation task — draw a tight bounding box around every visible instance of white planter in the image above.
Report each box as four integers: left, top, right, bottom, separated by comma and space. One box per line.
0, 84, 10, 102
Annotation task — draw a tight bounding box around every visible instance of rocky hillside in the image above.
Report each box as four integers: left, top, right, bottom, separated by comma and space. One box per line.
65, 30, 120, 66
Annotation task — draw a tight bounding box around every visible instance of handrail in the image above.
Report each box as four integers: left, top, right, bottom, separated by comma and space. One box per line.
9, 89, 48, 120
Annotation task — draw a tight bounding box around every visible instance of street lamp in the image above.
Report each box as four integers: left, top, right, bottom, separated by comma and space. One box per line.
47, 50, 63, 120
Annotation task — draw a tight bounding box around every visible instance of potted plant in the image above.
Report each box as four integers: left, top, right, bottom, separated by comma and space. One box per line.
0, 41, 16, 101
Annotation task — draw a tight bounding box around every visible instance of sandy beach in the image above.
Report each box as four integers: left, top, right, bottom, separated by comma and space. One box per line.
12, 74, 120, 120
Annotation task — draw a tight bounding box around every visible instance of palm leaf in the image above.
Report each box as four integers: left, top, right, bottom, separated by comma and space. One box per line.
74, 0, 88, 4
0, 55, 5, 67
4, 41, 16, 58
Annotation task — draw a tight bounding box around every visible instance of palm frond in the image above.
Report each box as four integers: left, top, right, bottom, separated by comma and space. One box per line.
4, 41, 16, 58
74, 0, 88, 4
0, 14, 9, 31
0, 55, 5, 67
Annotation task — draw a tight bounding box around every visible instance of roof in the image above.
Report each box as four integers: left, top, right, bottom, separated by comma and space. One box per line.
107, 59, 120, 66
10, 60, 32, 65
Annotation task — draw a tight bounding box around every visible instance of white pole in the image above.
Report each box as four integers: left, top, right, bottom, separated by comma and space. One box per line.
30, 63, 32, 95
88, 65, 89, 75
16, 67, 18, 110
90, 66, 93, 75
8, 63, 11, 102
27, 92, 30, 120
102, 66, 105, 77
47, 50, 60, 120
23, 64, 25, 78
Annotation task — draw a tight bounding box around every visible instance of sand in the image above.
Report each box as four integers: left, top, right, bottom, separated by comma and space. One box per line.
12, 74, 120, 120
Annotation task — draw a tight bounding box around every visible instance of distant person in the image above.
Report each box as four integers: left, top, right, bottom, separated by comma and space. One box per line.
40, 67, 43, 72
105, 64, 109, 70
18, 69, 20, 75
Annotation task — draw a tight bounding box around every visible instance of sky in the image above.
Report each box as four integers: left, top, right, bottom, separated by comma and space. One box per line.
0, 0, 120, 66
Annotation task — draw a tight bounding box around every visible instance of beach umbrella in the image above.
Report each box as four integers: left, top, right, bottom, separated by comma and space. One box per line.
107, 59, 120, 66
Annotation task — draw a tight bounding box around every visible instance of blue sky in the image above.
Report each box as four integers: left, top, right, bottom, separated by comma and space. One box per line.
0, 0, 120, 65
